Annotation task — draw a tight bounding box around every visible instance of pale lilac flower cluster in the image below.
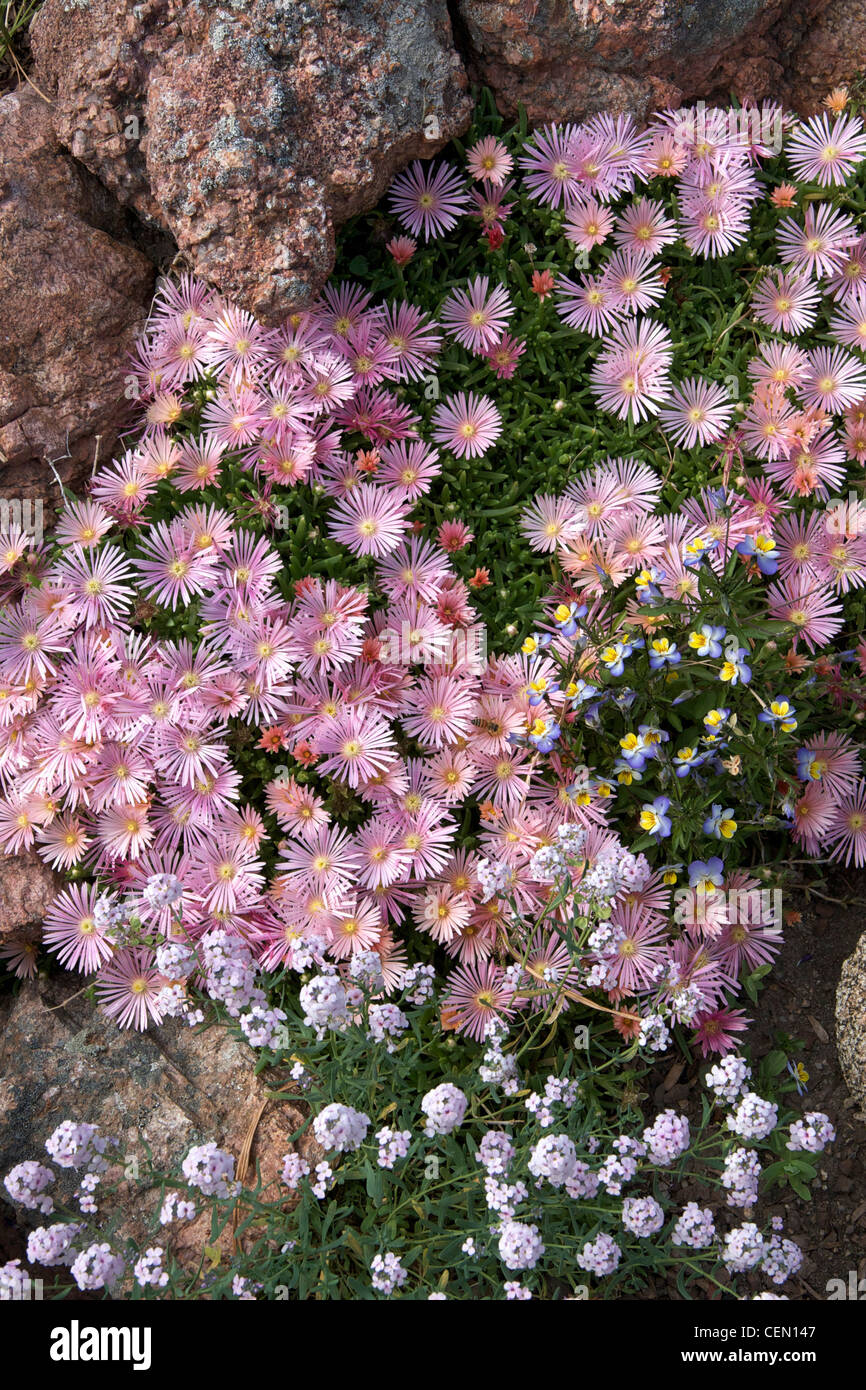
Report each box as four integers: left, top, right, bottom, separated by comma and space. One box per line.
671, 1202, 715, 1249
402, 963, 436, 1006
0, 1261, 28, 1300
504, 1280, 532, 1300
181, 1142, 238, 1198
311, 1161, 334, 1199
349, 950, 385, 993
721, 1222, 765, 1272
497, 1219, 545, 1271
477, 857, 517, 901
478, 1023, 520, 1094
722, 1146, 762, 1208
525, 1074, 579, 1128
70, 1242, 125, 1292
621, 1195, 665, 1237
370, 1251, 408, 1295
421, 1083, 467, 1137
155, 940, 197, 980
642, 1109, 690, 1165
141, 872, 183, 912
575, 1231, 622, 1276
786, 1112, 836, 1153
299, 973, 350, 1035
45, 1120, 109, 1172
705, 1055, 752, 1104
376, 1128, 412, 1169
638, 1013, 671, 1053
4, 1160, 55, 1213
598, 1152, 639, 1195
477, 1130, 516, 1176
761, 1233, 803, 1285
134, 1247, 170, 1288
240, 1002, 287, 1048
564, 1161, 600, 1199
368, 1002, 408, 1048
281, 1153, 311, 1189
313, 1103, 370, 1152
726, 1092, 778, 1141
159, 1191, 196, 1224
27, 1222, 80, 1267
484, 1176, 529, 1218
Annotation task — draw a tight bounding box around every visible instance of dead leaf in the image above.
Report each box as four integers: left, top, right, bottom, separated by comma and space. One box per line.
807, 1014, 829, 1044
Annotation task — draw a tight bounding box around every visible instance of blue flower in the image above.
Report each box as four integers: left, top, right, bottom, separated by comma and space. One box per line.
757, 697, 798, 733
639, 796, 672, 839
703, 804, 737, 839
736, 533, 779, 576
687, 623, 726, 659
688, 857, 725, 891
648, 637, 681, 670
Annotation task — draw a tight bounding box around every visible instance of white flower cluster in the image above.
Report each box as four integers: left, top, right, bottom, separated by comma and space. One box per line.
313, 1103, 370, 1153
421, 1083, 468, 1137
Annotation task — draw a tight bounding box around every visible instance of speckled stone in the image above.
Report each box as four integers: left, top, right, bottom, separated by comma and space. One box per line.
0, 88, 154, 494
0, 850, 63, 944
31, 0, 473, 322
454, 0, 836, 122
837, 930, 866, 1112
0, 976, 320, 1260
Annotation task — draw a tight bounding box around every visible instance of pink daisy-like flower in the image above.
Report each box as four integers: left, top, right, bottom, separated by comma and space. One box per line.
828, 285, 866, 350
798, 346, 866, 413
174, 435, 226, 492
612, 196, 677, 255
799, 732, 863, 797
484, 331, 526, 380
691, 1006, 751, 1057
442, 959, 515, 1041
520, 494, 582, 552
791, 781, 836, 855
590, 318, 673, 424
202, 305, 269, 386
518, 123, 583, 207
431, 391, 502, 459
51, 546, 136, 629
440, 275, 512, 355
43, 883, 113, 975
134, 519, 217, 610
564, 198, 614, 251
378, 302, 442, 382
388, 160, 469, 240
786, 111, 866, 187
555, 272, 623, 337
402, 674, 477, 749
657, 378, 734, 448
751, 269, 820, 335
777, 202, 858, 280
378, 440, 441, 500
326, 483, 409, 558
54, 499, 113, 550
601, 904, 668, 993
601, 249, 665, 315
747, 341, 810, 392
317, 709, 398, 788
327, 897, 382, 959
766, 575, 844, 651
96, 947, 165, 1030
466, 135, 513, 186
825, 782, 866, 867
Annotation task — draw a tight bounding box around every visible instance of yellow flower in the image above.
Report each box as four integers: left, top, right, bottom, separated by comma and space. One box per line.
718, 816, 737, 839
